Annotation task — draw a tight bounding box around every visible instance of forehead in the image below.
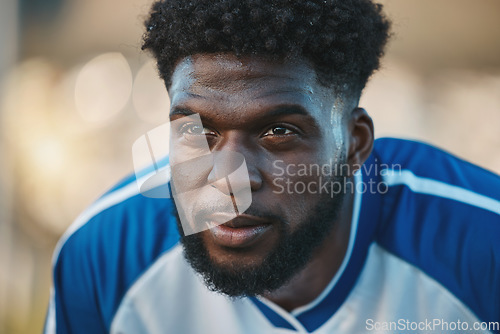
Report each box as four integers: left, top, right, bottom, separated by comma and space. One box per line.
169, 54, 332, 106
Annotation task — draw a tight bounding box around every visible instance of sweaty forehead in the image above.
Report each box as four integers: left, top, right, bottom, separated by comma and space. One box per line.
169, 53, 326, 99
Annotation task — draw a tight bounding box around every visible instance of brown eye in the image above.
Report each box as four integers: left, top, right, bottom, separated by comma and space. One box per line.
179, 123, 214, 135
264, 126, 293, 136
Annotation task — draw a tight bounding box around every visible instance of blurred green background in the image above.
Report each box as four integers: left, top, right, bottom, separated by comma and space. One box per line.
0, 0, 499, 333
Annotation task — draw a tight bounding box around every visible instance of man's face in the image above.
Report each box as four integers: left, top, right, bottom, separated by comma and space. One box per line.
168, 53, 350, 296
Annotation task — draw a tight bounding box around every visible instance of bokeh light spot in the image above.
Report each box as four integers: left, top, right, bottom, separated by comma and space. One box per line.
75, 52, 132, 124
132, 60, 170, 124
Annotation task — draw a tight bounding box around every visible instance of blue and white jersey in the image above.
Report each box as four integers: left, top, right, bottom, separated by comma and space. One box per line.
44, 138, 500, 334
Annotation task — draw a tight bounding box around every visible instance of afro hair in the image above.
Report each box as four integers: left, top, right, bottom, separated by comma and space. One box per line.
142, 0, 391, 93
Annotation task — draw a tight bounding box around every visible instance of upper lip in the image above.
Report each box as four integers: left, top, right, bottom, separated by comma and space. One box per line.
206, 213, 272, 228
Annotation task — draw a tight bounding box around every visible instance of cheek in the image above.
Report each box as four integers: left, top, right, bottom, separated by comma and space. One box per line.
267, 161, 330, 226
267, 147, 342, 186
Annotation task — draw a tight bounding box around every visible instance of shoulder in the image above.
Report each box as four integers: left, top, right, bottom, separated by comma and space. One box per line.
372, 137, 500, 325
373, 137, 500, 200
50, 169, 180, 332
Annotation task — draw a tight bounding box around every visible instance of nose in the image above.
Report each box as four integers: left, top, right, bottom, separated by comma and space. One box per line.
207, 144, 263, 194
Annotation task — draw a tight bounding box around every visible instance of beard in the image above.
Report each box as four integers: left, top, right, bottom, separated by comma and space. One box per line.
174, 171, 349, 298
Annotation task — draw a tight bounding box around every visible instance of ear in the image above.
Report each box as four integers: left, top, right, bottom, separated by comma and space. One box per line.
346, 107, 374, 175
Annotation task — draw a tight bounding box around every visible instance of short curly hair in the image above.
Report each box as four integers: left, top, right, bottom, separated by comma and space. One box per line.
142, 0, 390, 94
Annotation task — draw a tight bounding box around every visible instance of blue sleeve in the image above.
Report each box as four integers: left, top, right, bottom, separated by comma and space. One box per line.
43, 189, 179, 333
50, 229, 108, 334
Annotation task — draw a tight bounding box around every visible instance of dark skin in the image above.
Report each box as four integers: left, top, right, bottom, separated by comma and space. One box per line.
168, 53, 374, 311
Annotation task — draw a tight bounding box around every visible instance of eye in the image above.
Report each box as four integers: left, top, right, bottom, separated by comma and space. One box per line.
179, 123, 215, 136
263, 126, 294, 136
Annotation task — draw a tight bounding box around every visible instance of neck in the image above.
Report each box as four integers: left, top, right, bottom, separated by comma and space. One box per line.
261, 189, 354, 312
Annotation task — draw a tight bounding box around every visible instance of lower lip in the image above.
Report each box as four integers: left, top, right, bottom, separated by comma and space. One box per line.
207, 223, 272, 248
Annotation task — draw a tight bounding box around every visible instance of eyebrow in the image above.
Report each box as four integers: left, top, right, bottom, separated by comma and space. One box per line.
262, 105, 309, 118
170, 104, 309, 119
170, 108, 195, 117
